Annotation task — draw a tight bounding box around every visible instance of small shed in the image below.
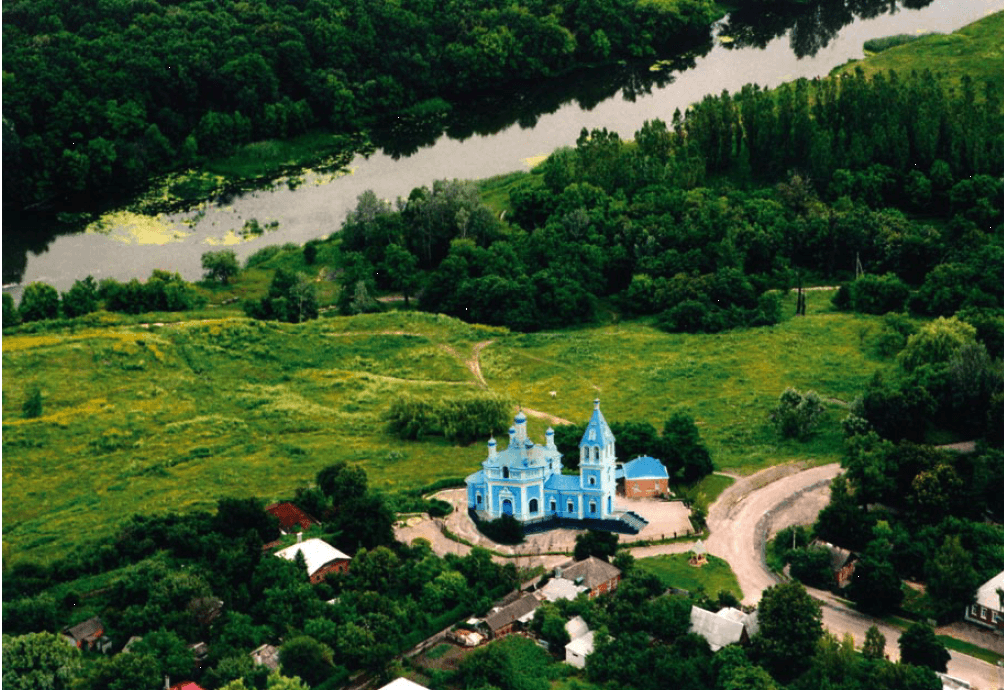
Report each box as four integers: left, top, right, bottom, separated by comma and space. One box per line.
564, 631, 596, 669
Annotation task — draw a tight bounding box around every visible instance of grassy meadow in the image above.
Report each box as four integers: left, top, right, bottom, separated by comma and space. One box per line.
3, 289, 896, 567
835, 11, 1004, 92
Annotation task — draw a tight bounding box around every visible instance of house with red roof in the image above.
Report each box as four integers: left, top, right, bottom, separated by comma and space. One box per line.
266, 502, 320, 533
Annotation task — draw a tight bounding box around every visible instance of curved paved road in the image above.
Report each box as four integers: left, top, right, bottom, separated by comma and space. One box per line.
704, 462, 999, 689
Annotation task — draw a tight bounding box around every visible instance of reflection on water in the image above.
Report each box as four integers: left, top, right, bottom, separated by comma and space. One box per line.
2, 0, 995, 293
371, 40, 712, 160
720, 0, 935, 58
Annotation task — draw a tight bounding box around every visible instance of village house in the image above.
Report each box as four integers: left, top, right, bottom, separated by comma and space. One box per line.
266, 501, 320, 533
377, 679, 429, 690
482, 592, 542, 639
688, 606, 759, 651
251, 643, 281, 671
564, 616, 595, 669
619, 456, 669, 497
965, 570, 1004, 631
557, 557, 622, 598
812, 540, 857, 588
63, 616, 104, 650
274, 537, 351, 584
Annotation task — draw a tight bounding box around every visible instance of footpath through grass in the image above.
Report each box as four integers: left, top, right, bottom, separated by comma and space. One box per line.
4, 295, 894, 566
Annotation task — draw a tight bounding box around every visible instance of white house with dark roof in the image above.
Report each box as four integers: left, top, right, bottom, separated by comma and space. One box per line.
965, 570, 1004, 630
466, 400, 619, 523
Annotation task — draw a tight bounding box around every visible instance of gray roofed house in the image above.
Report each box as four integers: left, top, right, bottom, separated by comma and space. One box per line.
811, 540, 857, 588
63, 616, 104, 649
483, 592, 542, 638
689, 607, 750, 651
560, 557, 622, 597
251, 643, 281, 670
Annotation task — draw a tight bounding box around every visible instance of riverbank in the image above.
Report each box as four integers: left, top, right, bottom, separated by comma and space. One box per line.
7, 0, 1000, 295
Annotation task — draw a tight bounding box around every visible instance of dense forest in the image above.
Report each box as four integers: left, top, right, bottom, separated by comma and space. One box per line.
1, 0, 723, 211
330, 66, 1003, 335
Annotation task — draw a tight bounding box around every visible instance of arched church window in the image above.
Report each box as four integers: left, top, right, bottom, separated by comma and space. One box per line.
476, 493, 482, 505
589, 476, 596, 485
567, 501, 574, 513
550, 500, 557, 512
593, 447, 599, 460
502, 467, 509, 479
529, 499, 538, 513
590, 501, 597, 514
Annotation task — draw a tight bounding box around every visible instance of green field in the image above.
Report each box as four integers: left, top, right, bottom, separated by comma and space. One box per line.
836, 11, 1004, 93
634, 553, 743, 600
3, 294, 897, 566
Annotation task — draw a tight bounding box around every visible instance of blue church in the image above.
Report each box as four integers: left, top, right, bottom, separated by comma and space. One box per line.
466, 400, 622, 524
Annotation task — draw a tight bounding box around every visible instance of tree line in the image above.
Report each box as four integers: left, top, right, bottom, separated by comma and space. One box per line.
2, 0, 722, 212
330, 67, 1001, 334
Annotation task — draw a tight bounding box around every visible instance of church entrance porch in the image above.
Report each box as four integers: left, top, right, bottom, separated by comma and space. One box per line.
502, 499, 513, 515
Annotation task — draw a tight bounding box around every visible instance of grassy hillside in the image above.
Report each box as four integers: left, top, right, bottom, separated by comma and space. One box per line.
3, 289, 895, 566
835, 11, 1004, 91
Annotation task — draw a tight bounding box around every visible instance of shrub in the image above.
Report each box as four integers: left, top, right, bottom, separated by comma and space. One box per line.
18, 282, 60, 322
771, 388, 825, 440
849, 273, 910, 314
477, 514, 524, 545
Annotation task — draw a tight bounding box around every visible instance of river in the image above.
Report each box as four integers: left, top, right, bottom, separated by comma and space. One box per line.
4, 0, 1002, 299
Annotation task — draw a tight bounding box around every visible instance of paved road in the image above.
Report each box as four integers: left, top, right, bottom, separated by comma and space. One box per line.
704, 462, 1000, 689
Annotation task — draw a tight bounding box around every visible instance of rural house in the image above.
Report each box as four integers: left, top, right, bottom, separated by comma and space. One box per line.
482, 592, 541, 639
689, 606, 758, 651
265, 502, 320, 533
63, 616, 104, 649
557, 557, 622, 598
965, 570, 1004, 630
619, 456, 669, 497
378, 679, 429, 690
250, 643, 281, 670
274, 537, 351, 584
564, 616, 596, 669
811, 540, 857, 588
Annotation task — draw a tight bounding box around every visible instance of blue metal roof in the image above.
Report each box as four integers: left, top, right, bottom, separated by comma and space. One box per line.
580, 399, 615, 449
623, 456, 668, 479
545, 474, 581, 491
466, 469, 485, 484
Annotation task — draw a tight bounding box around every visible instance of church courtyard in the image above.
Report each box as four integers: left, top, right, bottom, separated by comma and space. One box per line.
394, 487, 695, 566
